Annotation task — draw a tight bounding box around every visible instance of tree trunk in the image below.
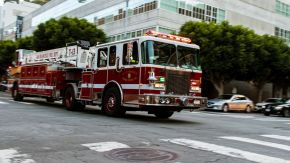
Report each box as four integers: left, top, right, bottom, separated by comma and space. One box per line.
212, 80, 224, 96
273, 83, 283, 98
255, 84, 265, 102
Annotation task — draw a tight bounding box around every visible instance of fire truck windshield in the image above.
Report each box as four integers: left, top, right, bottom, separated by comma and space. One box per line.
141, 40, 200, 70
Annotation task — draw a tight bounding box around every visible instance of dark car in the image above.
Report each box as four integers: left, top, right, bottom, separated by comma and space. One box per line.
255, 98, 286, 112
264, 99, 290, 117
0, 81, 8, 92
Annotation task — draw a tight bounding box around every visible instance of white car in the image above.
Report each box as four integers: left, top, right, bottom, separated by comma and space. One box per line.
207, 94, 254, 112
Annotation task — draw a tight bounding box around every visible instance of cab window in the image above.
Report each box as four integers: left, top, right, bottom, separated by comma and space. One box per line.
109, 46, 116, 66
123, 41, 139, 65
97, 47, 108, 67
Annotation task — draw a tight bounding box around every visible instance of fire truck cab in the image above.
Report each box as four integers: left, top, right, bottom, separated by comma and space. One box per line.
10, 32, 207, 118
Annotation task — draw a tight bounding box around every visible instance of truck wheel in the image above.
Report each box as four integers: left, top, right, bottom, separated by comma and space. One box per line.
63, 87, 84, 111
154, 110, 174, 119
102, 87, 125, 117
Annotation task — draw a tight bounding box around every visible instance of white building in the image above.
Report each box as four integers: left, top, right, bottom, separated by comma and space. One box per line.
0, 0, 40, 40
6, 0, 288, 44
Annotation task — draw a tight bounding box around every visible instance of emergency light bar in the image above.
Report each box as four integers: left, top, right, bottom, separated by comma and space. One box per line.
145, 30, 192, 44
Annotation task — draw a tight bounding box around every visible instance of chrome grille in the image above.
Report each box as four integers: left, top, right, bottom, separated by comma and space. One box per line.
166, 70, 190, 95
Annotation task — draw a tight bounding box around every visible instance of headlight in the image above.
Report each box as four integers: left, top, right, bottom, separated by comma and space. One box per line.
262, 106, 266, 108
154, 83, 165, 89
190, 86, 200, 91
275, 106, 282, 110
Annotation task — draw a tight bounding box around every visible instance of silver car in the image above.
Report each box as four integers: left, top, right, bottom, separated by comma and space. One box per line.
207, 94, 254, 112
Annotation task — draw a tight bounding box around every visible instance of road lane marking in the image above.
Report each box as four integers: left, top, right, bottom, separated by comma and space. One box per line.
8, 100, 33, 105
82, 142, 130, 152
0, 148, 35, 163
191, 112, 255, 119
220, 136, 290, 151
0, 101, 8, 104
261, 135, 290, 141
254, 118, 290, 122
161, 138, 290, 163
18, 102, 33, 105
0, 97, 10, 100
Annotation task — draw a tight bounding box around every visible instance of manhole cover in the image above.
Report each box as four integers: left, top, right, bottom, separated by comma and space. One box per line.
105, 148, 178, 162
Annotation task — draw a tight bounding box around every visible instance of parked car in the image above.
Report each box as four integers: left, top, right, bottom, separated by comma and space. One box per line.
207, 94, 254, 112
255, 98, 286, 112
264, 99, 290, 117
0, 81, 7, 92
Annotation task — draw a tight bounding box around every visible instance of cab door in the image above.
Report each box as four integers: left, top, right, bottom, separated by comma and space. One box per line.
91, 47, 108, 102
107, 41, 141, 105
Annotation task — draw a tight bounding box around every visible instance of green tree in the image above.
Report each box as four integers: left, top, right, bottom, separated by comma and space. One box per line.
247, 35, 290, 101
179, 21, 257, 95
0, 40, 17, 80
16, 36, 34, 50
32, 17, 106, 51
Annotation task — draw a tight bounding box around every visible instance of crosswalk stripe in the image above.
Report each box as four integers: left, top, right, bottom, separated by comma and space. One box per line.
261, 135, 290, 141
161, 138, 290, 163
0, 148, 35, 163
82, 142, 130, 152
220, 136, 290, 151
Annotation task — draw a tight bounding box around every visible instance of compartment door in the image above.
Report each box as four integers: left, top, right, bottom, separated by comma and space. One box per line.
80, 71, 94, 99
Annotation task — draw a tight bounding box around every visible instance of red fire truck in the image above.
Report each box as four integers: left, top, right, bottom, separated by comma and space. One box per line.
9, 31, 207, 118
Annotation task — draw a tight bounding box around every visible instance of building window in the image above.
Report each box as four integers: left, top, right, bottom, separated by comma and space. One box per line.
275, 27, 290, 44
96, 0, 158, 26
159, 27, 176, 34
276, 0, 290, 18
160, 0, 225, 23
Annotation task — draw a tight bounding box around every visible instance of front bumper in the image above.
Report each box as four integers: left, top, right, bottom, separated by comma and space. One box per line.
207, 105, 223, 111
139, 94, 207, 109
264, 107, 283, 115
255, 106, 265, 112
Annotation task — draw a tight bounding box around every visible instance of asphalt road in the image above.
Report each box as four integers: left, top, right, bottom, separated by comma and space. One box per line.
1, 92, 290, 163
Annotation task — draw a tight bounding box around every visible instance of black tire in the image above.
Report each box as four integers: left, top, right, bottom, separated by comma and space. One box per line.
222, 104, 229, 112
154, 111, 174, 119
102, 87, 125, 117
63, 87, 85, 111
264, 112, 270, 116
46, 97, 55, 103
283, 108, 290, 118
